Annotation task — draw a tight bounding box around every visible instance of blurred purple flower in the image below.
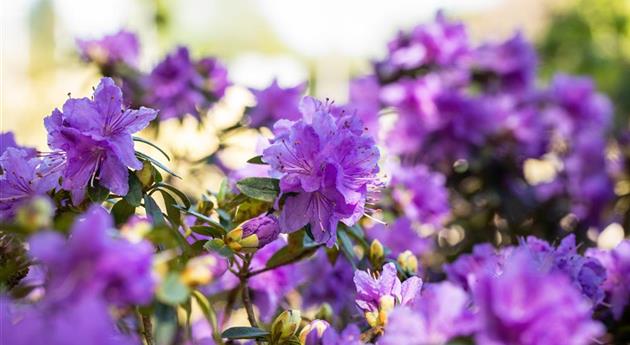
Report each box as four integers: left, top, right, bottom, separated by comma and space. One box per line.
473, 249, 604, 345
300, 320, 363, 345
0, 148, 60, 220
444, 243, 504, 291
586, 240, 630, 319
391, 165, 449, 227
263, 97, 380, 246
45, 77, 157, 203
366, 217, 432, 257
77, 30, 140, 67
0, 132, 36, 157
379, 282, 476, 345
144, 47, 229, 121
346, 76, 381, 138
300, 250, 356, 314
248, 79, 306, 127
29, 205, 155, 306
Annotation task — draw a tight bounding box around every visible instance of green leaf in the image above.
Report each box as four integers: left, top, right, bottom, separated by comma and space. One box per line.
88, 183, 109, 203
133, 136, 171, 161
246, 155, 266, 164
337, 230, 357, 269
111, 199, 136, 225
156, 272, 190, 305
174, 206, 226, 233
136, 151, 181, 179
236, 177, 280, 202
221, 327, 270, 340
159, 190, 182, 227
144, 194, 166, 227
203, 239, 233, 257
190, 225, 225, 238
124, 173, 143, 207
191, 291, 220, 343
266, 243, 319, 269
156, 183, 191, 208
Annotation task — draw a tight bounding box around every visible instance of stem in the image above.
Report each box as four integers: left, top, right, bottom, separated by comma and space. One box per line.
141, 313, 154, 345
240, 278, 258, 328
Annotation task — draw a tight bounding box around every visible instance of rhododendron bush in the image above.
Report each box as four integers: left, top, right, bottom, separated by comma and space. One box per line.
3, 11, 630, 345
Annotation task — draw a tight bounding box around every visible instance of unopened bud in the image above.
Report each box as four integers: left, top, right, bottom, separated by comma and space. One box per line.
397, 250, 418, 274
241, 214, 280, 248
369, 239, 384, 267
298, 319, 330, 344
314, 303, 333, 323
135, 160, 153, 187
271, 309, 302, 343
225, 227, 243, 251
15, 196, 54, 231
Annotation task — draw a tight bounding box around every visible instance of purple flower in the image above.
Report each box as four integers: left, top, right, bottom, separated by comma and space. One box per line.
241, 214, 281, 248
586, 240, 630, 319
391, 165, 449, 227
263, 97, 380, 246
0, 148, 60, 220
299, 320, 363, 345
300, 250, 356, 314
354, 263, 422, 327
473, 249, 604, 345
376, 11, 469, 81
44, 77, 157, 203
346, 76, 381, 138
444, 243, 504, 291
0, 132, 36, 157
248, 79, 306, 127
366, 217, 432, 257
471, 32, 537, 95
2, 295, 137, 345
379, 282, 476, 345
29, 205, 155, 305
144, 47, 229, 121
76, 30, 140, 67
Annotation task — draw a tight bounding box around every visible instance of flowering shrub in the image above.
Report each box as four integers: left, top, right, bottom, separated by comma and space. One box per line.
2, 10, 630, 345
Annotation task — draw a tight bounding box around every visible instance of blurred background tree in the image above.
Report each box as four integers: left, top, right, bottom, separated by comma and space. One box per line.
538, 0, 630, 128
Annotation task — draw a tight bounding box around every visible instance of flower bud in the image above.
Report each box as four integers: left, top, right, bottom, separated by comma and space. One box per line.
397, 250, 418, 274
196, 198, 214, 216
225, 227, 243, 251
135, 160, 153, 187
15, 196, 54, 231
369, 239, 384, 267
299, 319, 330, 345
314, 303, 333, 323
271, 309, 302, 343
241, 214, 280, 248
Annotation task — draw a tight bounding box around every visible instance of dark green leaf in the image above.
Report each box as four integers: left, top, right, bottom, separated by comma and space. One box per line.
337, 230, 357, 269
133, 136, 171, 161
144, 194, 166, 227
221, 327, 270, 340
236, 177, 280, 202
159, 190, 182, 227
156, 183, 191, 208
156, 273, 190, 305
203, 239, 233, 257
266, 243, 319, 269
124, 173, 143, 207
190, 225, 225, 238
111, 199, 135, 225
88, 183, 109, 203
174, 206, 226, 233
136, 151, 181, 179
246, 155, 266, 165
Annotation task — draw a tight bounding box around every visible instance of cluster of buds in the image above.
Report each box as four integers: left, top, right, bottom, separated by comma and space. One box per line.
270, 309, 302, 344
224, 214, 280, 252
397, 250, 418, 274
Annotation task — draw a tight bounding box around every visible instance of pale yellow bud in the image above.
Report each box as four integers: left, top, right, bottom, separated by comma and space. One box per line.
397, 250, 418, 273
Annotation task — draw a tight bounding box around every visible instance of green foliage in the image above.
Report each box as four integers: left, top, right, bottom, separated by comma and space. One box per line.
236, 177, 280, 202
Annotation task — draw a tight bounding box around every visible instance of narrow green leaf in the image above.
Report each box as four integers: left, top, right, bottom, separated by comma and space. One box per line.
221, 327, 270, 340
190, 225, 225, 238
156, 183, 191, 208
174, 206, 226, 232
159, 190, 182, 227
265, 244, 319, 269
144, 194, 166, 227
124, 173, 143, 207
203, 239, 233, 257
136, 151, 181, 179
153, 303, 178, 345
236, 177, 280, 202
111, 199, 136, 225
337, 230, 357, 269
246, 155, 266, 165
133, 136, 171, 161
